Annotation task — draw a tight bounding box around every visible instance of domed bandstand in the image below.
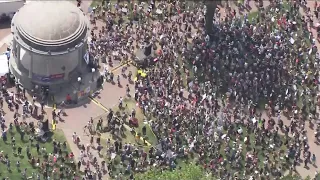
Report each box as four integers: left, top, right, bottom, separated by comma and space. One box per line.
10, 1, 89, 92
9, 1, 97, 104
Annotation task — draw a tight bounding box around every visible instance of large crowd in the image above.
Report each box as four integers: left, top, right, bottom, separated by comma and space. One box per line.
72, 0, 320, 179
0, 85, 81, 179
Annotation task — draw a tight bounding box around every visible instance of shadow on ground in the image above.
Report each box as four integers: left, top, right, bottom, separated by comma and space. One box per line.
0, 21, 10, 29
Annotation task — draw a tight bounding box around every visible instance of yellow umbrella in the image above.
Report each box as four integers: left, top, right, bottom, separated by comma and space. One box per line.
141, 72, 147, 77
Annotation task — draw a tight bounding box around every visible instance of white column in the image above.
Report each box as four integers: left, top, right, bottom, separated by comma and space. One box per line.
64, 50, 70, 81
64, 61, 68, 81
12, 40, 16, 55
78, 45, 83, 70
17, 44, 20, 61
46, 56, 50, 77
29, 50, 33, 78
16, 45, 21, 68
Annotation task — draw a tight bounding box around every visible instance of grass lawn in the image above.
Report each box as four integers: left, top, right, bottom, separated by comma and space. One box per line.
222, 125, 290, 177
93, 98, 158, 147
90, 98, 158, 178
247, 11, 259, 22
0, 126, 79, 179
120, 98, 158, 145
90, 0, 102, 8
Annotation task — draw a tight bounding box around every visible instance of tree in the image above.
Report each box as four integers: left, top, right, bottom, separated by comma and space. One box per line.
204, 1, 223, 42
205, 1, 217, 36
134, 163, 211, 180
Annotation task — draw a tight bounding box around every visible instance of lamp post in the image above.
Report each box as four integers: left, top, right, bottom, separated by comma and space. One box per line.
74, 77, 82, 104
77, 77, 82, 90
91, 68, 96, 82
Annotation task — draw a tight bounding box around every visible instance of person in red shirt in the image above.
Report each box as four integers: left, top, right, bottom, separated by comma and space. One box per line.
66, 94, 71, 104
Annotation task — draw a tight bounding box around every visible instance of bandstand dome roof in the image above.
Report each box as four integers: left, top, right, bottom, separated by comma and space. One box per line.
12, 1, 89, 52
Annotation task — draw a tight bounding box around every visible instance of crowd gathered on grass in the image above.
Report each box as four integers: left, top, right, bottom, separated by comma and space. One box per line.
0, 87, 80, 179
76, 0, 320, 179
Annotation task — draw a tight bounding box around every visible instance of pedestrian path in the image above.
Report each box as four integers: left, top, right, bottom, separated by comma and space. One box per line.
0, 34, 12, 48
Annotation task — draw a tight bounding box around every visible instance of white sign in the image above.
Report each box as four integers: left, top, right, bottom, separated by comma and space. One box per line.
111, 153, 117, 160
251, 117, 257, 124
112, 51, 119, 56
0, 54, 9, 76
84, 86, 91, 94
121, 8, 128, 13
290, 37, 295, 44
156, 9, 162, 14
83, 52, 89, 64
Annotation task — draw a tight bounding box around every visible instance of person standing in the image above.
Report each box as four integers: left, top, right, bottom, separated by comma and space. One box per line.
312, 154, 317, 166
142, 125, 146, 136
52, 110, 57, 124
6, 160, 10, 171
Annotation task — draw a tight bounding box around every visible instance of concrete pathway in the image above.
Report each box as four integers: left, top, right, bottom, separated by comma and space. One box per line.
0, 34, 12, 52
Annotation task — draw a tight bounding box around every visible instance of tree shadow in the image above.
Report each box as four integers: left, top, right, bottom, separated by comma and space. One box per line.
0, 21, 10, 29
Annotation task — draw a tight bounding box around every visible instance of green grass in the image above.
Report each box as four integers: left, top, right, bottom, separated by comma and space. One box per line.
107, 97, 158, 146
247, 11, 259, 23
223, 126, 290, 177
90, 98, 158, 178
134, 163, 208, 180
91, 98, 157, 147
120, 98, 158, 145
90, 0, 102, 8
0, 127, 79, 179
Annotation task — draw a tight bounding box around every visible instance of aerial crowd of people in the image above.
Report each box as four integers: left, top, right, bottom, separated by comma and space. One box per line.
76, 0, 320, 179
0, 86, 81, 179
4, 0, 320, 180
81, 0, 320, 179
